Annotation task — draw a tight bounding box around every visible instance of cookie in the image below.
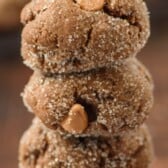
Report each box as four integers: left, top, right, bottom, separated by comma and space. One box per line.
21, 0, 150, 73
0, 0, 29, 31
19, 118, 153, 168
22, 59, 153, 136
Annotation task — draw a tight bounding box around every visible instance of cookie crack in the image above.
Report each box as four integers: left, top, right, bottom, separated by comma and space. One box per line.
103, 3, 141, 29
81, 22, 95, 54
85, 27, 93, 47
33, 136, 49, 166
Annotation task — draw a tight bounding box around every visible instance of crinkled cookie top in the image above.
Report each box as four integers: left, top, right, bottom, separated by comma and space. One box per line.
21, 0, 150, 73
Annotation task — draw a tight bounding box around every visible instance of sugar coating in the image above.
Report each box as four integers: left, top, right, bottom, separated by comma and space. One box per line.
19, 118, 153, 168
22, 59, 153, 136
21, 0, 150, 74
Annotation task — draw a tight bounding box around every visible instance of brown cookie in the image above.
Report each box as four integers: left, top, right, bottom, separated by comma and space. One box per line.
22, 59, 153, 136
0, 0, 29, 31
19, 118, 153, 168
21, 0, 150, 73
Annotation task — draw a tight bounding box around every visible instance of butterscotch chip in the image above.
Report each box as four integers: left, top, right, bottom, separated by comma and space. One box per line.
76, 0, 105, 11
61, 104, 88, 134
21, 0, 150, 74
19, 118, 153, 168
22, 59, 153, 137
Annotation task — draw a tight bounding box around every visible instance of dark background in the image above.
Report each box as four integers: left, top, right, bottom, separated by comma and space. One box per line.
0, 1, 168, 167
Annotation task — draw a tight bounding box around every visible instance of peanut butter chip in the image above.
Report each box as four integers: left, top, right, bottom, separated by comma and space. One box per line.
61, 104, 88, 134
76, 0, 105, 11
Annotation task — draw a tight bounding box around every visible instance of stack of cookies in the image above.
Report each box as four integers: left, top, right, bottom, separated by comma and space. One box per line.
19, 0, 154, 167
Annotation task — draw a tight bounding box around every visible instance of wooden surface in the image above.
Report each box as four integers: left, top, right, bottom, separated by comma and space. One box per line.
0, 34, 168, 167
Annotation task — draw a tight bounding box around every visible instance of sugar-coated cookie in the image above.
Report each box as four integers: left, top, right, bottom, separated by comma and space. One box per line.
19, 118, 153, 168
21, 0, 150, 73
22, 59, 153, 136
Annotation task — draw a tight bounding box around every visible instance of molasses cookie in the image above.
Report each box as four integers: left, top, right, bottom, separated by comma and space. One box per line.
19, 118, 153, 168
21, 0, 150, 73
22, 59, 153, 136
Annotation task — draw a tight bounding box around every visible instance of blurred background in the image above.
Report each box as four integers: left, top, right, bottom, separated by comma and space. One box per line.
0, 0, 167, 167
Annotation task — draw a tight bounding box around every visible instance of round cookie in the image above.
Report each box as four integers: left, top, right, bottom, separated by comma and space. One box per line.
21, 0, 150, 74
0, 0, 29, 31
22, 59, 153, 136
19, 118, 153, 168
